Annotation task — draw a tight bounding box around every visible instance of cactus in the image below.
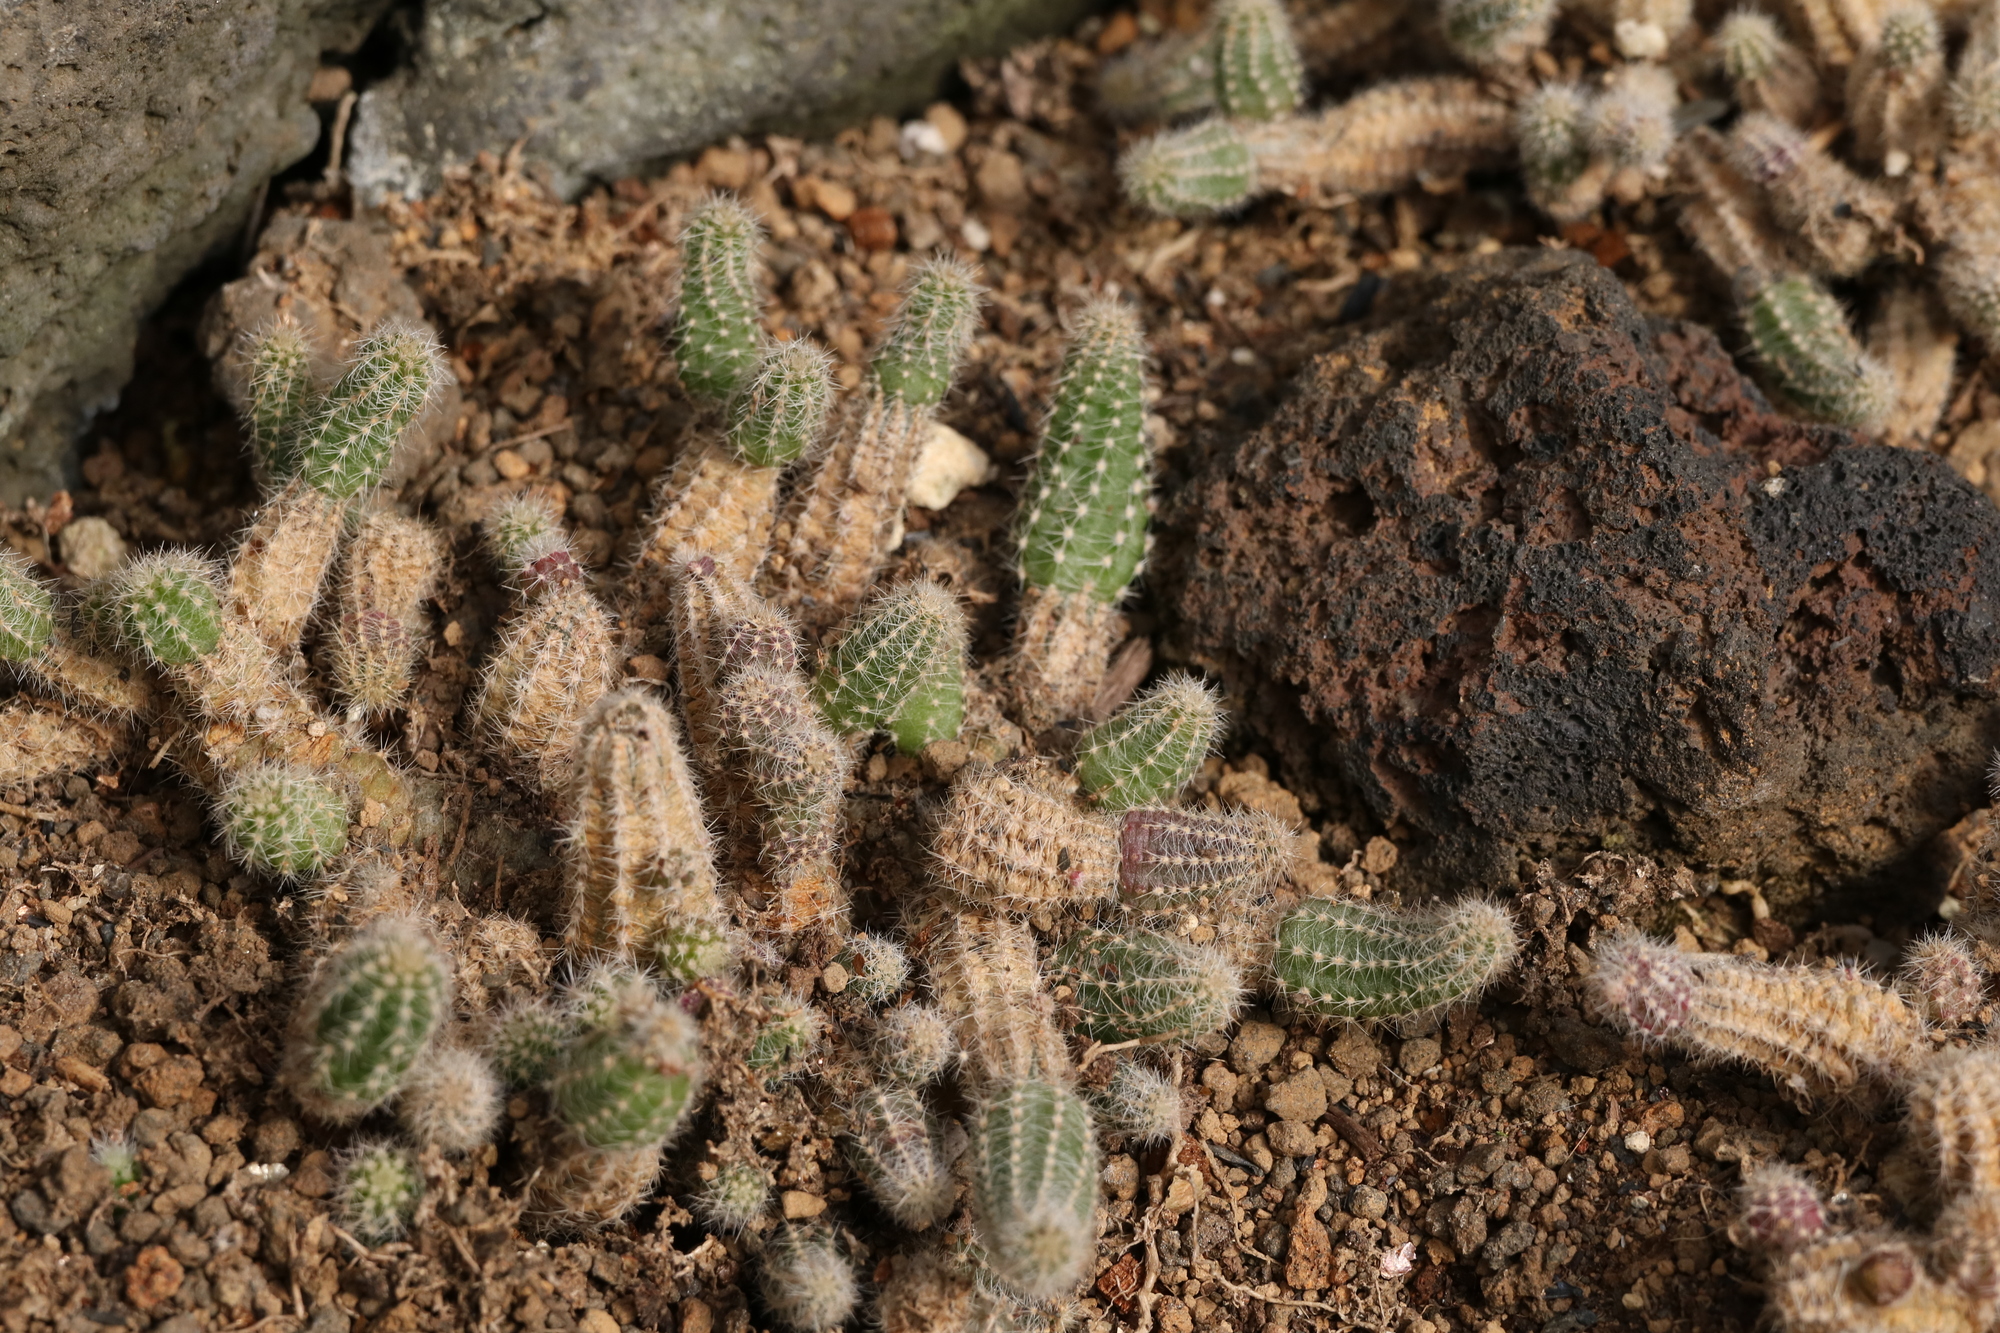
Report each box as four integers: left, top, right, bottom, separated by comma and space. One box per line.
1098, 25, 1224, 125
1741, 274, 1894, 428
1515, 84, 1603, 222
1119, 118, 1258, 216
1736, 1162, 1828, 1253
1588, 64, 1677, 175
1216, 0, 1303, 120
1899, 931, 1987, 1025
932, 913, 1071, 1090
759, 1228, 860, 1333
519, 1116, 662, 1231
1275, 897, 1520, 1022
1584, 930, 1926, 1097
219, 763, 350, 877
1100, 1062, 1185, 1145
1768, 1232, 1985, 1333
91, 1132, 141, 1190
748, 994, 827, 1078
1052, 928, 1241, 1044
843, 1083, 954, 1228
289, 322, 443, 499
970, 1079, 1099, 1301
331, 512, 447, 717
488, 997, 570, 1087
729, 336, 836, 467
240, 318, 319, 477
1729, 113, 1894, 278
0, 555, 153, 720
548, 970, 703, 1150
1937, 245, 2000, 349
1075, 672, 1223, 810
285, 915, 451, 1121
1867, 279, 1960, 449
0, 550, 54, 665
697, 1162, 773, 1233
1115, 806, 1294, 909
932, 763, 1120, 910
1675, 128, 1793, 287
1441, 0, 1557, 66
399, 1046, 504, 1152
1716, 10, 1820, 125
1847, 5, 1944, 173
1948, 60, 2000, 138
675, 194, 766, 402
337, 1139, 423, 1243
717, 662, 847, 928
113, 553, 223, 668
870, 257, 985, 410
873, 1002, 959, 1086
835, 933, 910, 1005
813, 579, 966, 753
567, 690, 732, 982
1905, 1047, 2000, 1195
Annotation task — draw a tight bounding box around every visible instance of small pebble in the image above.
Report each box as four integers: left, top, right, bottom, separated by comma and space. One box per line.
1624, 1129, 1653, 1154
781, 1189, 826, 1220
493, 449, 531, 480
821, 963, 850, 995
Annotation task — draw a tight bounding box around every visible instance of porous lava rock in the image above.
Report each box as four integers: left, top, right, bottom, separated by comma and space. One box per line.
1169, 248, 2000, 902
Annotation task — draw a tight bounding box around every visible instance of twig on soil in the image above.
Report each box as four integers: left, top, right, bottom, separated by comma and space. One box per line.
0, 799, 60, 821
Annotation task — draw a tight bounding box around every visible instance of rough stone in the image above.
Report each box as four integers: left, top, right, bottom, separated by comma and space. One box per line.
1171, 248, 2000, 900
1229, 1019, 1288, 1075
1266, 1118, 1319, 1158
0, 0, 390, 502
348, 0, 1100, 203
1264, 1069, 1328, 1124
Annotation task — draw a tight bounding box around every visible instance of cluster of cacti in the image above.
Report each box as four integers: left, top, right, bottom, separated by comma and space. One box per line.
1106, 0, 2000, 441
1587, 904, 2000, 1332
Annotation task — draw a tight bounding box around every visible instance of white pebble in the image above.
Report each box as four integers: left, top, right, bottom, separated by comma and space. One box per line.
1623, 1129, 1653, 1154
906, 422, 996, 511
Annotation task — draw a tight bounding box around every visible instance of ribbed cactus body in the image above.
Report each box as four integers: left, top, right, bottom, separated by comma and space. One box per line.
220, 763, 350, 877
748, 996, 827, 1078
873, 1002, 959, 1085
1216, 0, 1303, 119
337, 1140, 422, 1242
1053, 928, 1241, 1043
568, 690, 731, 982
290, 916, 451, 1121
870, 258, 984, 409
932, 763, 1120, 910
759, 1228, 859, 1333
1742, 275, 1893, 427
1440, 0, 1556, 65
489, 997, 570, 1087
0, 552, 55, 663
835, 933, 910, 1004
1101, 1062, 1184, 1144
332, 513, 446, 716
549, 972, 702, 1150
1515, 84, 1596, 216
845, 1083, 954, 1228
1120, 119, 1257, 216
1737, 1162, 1828, 1253
241, 319, 318, 476
729, 337, 835, 466
697, 1162, 773, 1233
400, 1047, 503, 1152
1899, 932, 1988, 1025
290, 324, 442, 500
814, 579, 966, 753
113, 554, 223, 667
1848, 5, 1944, 170
971, 1079, 1099, 1301
1075, 672, 1222, 809
1097, 26, 1223, 124
1275, 897, 1519, 1021
676, 195, 766, 401
718, 663, 846, 907
1116, 806, 1292, 908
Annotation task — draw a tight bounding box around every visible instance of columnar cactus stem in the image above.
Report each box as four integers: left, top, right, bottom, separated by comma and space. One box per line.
1674, 128, 1793, 287
330, 513, 446, 719
717, 661, 848, 931
473, 497, 619, 791
0, 699, 127, 788
1585, 930, 1926, 1097
239, 318, 319, 478
285, 915, 451, 1122
1740, 274, 1895, 428
547, 969, 702, 1150
1052, 928, 1241, 1043
931, 912, 1070, 1089
933, 763, 1120, 910
668, 553, 798, 767
1441, 0, 1558, 67
759, 1228, 860, 1333
1075, 672, 1223, 810
1275, 897, 1520, 1022
841, 1083, 954, 1228
732, 337, 837, 467
219, 763, 351, 877
111, 553, 276, 722
1118, 119, 1258, 216
675, 194, 766, 402
813, 578, 966, 753
1867, 280, 1960, 449
0, 552, 153, 717
226, 481, 345, 658
1847, 5, 1945, 174
337, 1140, 423, 1242
1905, 1047, 2000, 1196
970, 1078, 1099, 1301
1717, 10, 1821, 125
1114, 806, 1295, 910
1728, 113, 1896, 277
567, 690, 732, 982
1216, 0, 1304, 119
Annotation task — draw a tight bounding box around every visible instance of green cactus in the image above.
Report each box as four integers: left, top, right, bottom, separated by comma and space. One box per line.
337, 1139, 422, 1242
549, 971, 702, 1150
289, 915, 451, 1121
241, 319, 319, 476
1215, 0, 1303, 120
844, 1083, 953, 1229
971, 1079, 1099, 1301
1441, 0, 1556, 65
1016, 299, 1152, 602
489, 997, 571, 1087
1075, 672, 1223, 810
1115, 806, 1292, 908
748, 994, 827, 1078
1742, 275, 1895, 427
813, 579, 966, 753
835, 933, 911, 1005
676, 194, 766, 402
112, 553, 222, 667
1052, 928, 1241, 1044
1950, 62, 2000, 136
870, 257, 985, 409
759, 1227, 859, 1333
1119, 119, 1257, 217
485, 495, 568, 579
697, 1162, 773, 1233
289, 323, 442, 500
729, 337, 835, 466
1274, 897, 1521, 1021
219, 764, 350, 877
0, 552, 55, 664
1939, 250, 2000, 349
1718, 10, 1787, 83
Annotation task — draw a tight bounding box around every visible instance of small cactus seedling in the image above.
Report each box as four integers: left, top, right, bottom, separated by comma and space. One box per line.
337, 1139, 423, 1243
1052, 928, 1242, 1044
970, 1079, 1100, 1301
0, 550, 54, 665
1215, 0, 1304, 120
548, 971, 703, 1150
869, 257, 985, 411
0, 553, 153, 719
843, 1083, 954, 1228
717, 662, 847, 927
219, 763, 350, 877
1736, 1162, 1828, 1253
488, 997, 569, 1087
331, 512, 447, 718
239, 318, 318, 477
113, 553, 223, 668
91, 1132, 141, 1191
1441, 0, 1558, 67
1515, 84, 1604, 222
1588, 64, 1678, 183
759, 1227, 860, 1333
1100, 1062, 1185, 1145
1741, 274, 1894, 428
872, 1002, 959, 1086
698, 1162, 774, 1233
567, 690, 732, 983
675, 195, 766, 402
813, 578, 966, 753
1847, 5, 1945, 174
748, 994, 827, 1079
729, 336, 836, 467
286, 915, 451, 1121
399, 1046, 504, 1152
1717, 9, 1820, 126
288, 323, 444, 501
1729, 114, 1895, 278
834, 932, 910, 1004
1075, 672, 1223, 810
1905, 1047, 2000, 1195
1585, 931, 1926, 1096
1899, 931, 1987, 1025
1118, 118, 1258, 216
1274, 897, 1520, 1022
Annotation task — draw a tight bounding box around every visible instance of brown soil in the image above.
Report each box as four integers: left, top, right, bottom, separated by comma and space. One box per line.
3, 8, 1998, 1333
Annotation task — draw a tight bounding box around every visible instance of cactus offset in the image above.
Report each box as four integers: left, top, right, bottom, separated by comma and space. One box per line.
1440, 0, 1557, 67
1116, 806, 1294, 909
1741, 274, 1894, 428
1101, 1062, 1185, 1145
759, 1228, 859, 1333
834, 933, 910, 1005
0, 553, 152, 720
813, 578, 966, 753
1717, 9, 1820, 125
697, 1162, 773, 1233
286, 915, 451, 1121
548, 970, 703, 1150
1730, 113, 1895, 277
1119, 119, 1258, 216
1516, 84, 1605, 222
970, 1078, 1099, 1301
747, 993, 827, 1079
220, 763, 350, 877
488, 997, 570, 1087
1053, 928, 1241, 1044
289, 322, 444, 501
1898, 931, 1987, 1025
1075, 672, 1223, 810
1736, 1162, 1828, 1254
1275, 897, 1520, 1022
399, 1046, 504, 1152
872, 1002, 959, 1086
717, 661, 847, 930
675, 194, 766, 402
337, 1139, 422, 1242
1847, 6, 1945, 174
730, 336, 836, 467
330, 512, 446, 718
933, 763, 1119, 911
842, 1083, 954, 1228
1215, 0, 1303, 119
239, 318, 318, 477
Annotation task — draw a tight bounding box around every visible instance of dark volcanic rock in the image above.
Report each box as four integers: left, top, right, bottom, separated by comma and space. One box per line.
1169, 248, 2000, 900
